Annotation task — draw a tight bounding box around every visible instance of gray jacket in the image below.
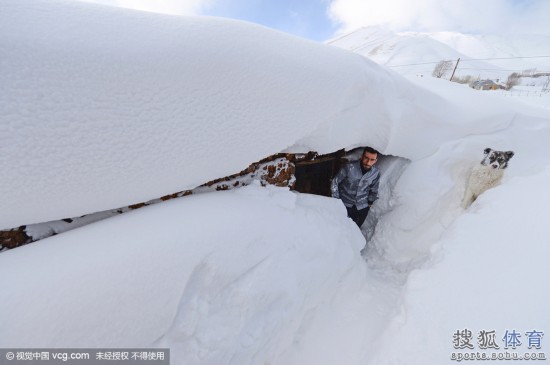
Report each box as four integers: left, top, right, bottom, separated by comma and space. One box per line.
331, 161, 380, 210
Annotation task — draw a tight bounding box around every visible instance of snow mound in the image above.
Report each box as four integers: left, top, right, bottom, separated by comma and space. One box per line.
0, 0, 518, 229
0, 184, 367, 365
0, 0, 383, 227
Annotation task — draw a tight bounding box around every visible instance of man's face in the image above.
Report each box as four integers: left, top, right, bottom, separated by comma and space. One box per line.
361, 151, 378, 170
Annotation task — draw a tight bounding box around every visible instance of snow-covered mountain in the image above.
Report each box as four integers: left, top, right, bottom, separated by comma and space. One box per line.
330, 26, 550, 80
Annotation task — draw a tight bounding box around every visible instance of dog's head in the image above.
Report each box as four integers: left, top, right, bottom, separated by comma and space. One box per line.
481, 148, 514, 169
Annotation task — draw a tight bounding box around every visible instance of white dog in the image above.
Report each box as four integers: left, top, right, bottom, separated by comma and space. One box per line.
462, 148, 514, 208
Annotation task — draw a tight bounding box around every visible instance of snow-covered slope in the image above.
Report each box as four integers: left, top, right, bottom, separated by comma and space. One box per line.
0, 184, 368, 362
330, 26, 550, 79
369, 167, 550, 364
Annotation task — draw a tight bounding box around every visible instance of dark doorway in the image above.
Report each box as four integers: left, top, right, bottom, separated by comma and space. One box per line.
293, 150, 345, 196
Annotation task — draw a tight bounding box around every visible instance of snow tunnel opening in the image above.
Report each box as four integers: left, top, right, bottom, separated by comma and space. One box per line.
292, 148, 411, 246
1, 149, 410, 252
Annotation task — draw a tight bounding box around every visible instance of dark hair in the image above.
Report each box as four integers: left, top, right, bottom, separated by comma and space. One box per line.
363, 146, 379, 155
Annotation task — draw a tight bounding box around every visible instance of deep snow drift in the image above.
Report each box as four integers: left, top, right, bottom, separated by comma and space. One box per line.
0, 0, 517, 229
1, 0, 404, 228
2, 1, 550, 365
0, 184, 367, 362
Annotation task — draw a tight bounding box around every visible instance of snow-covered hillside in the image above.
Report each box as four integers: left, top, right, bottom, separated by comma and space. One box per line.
2, 1, 550, 365
330, 26, 550, 80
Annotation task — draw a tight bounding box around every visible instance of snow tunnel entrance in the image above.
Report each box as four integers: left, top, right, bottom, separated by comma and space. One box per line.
293, 150, 345, 196
292, 148, 411, 248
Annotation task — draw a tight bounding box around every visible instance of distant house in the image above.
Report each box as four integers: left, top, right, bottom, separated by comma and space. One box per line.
470, 80, 505, 90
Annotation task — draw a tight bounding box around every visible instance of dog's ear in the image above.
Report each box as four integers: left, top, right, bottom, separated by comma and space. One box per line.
484, 148, 492, 155
505, 151, 515, 159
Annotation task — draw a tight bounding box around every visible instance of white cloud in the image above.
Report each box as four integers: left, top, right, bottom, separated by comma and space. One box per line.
328, 0, 550, 36
77, 0, 210, 16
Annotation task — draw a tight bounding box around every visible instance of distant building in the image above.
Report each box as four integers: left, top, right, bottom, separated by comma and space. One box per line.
470, 80, 505, 90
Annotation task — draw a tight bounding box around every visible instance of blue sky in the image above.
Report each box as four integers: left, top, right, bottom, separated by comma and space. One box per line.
81, 0, 340, 41
81, 0, 550, 41
201, 0, 337, 41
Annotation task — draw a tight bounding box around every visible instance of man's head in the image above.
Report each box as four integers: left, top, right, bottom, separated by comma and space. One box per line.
361, 147, 379, 170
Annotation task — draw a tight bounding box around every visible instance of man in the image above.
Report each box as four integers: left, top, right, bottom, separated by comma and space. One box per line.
331, 147, 380, 228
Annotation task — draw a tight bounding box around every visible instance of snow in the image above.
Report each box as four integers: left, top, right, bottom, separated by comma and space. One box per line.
369, 168, 550, 364
0, 0, 395, 228
2, 1, 550, 365
491, 76, 550, 110
331, 26, 550, 80
0, 184, 366, 356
